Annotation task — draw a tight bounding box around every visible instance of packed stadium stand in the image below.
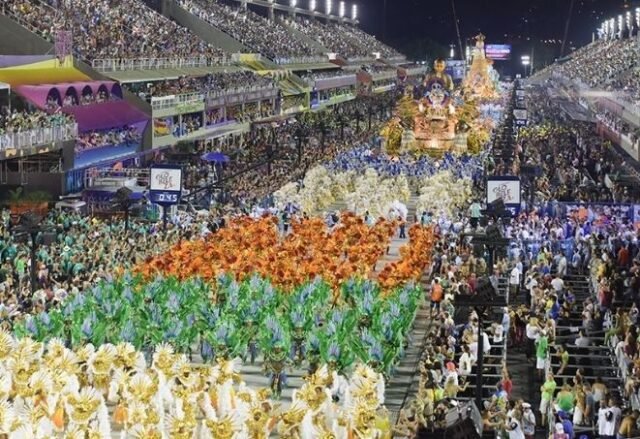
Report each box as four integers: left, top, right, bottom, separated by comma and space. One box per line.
530, 25, 640, 167
0, 0, 420, 198
4, 0, 228, 65
289, 16, 368, 59
177, 0, 320, 61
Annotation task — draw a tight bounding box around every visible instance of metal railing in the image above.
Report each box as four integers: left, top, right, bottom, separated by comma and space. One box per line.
151, 92, 204, 110
150, 85, 277, 110
406, 66, 429, 76
274, 56, 329, 65
91, 56, 230, 72
206, 84, 277, 99
304, 73, 357, 86
84, 167, 150, 190
0, 123, 78, 151
371, 71, 397, 81
348, 56, 375, 63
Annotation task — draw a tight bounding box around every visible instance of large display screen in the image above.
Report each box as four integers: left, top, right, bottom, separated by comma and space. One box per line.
487, 176, 521, 215
149, 166, 182, 205
487, 177, 521, 205
485, 44, 512, 60
150, 167, 182, 192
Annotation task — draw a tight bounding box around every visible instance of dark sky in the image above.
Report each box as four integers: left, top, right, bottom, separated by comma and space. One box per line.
357, 0, 628, 61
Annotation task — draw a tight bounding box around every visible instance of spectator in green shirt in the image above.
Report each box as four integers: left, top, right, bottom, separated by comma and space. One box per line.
555, 383, 575, 413
536, 330, 549, 378
540, 372, 557, 426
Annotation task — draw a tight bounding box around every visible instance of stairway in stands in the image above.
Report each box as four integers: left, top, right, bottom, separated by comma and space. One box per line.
503, 272, 623, 439
551, 273, 622, 438
454, 278, 510, 407
239, 57, 309, 96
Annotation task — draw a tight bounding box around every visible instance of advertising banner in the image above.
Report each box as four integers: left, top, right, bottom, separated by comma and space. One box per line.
153, 117, 172, 137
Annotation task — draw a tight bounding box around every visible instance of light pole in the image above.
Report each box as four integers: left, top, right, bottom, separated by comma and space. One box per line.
521, 55, 531, 77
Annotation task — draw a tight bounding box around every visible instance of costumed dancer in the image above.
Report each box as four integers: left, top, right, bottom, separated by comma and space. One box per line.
260, 317, 292, 399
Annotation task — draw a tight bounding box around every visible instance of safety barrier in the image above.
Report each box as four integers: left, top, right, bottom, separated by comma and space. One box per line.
150, 85, 278, 111
91, 56, 230, 72
274, 56, 328, 65
0, 123, 78, 150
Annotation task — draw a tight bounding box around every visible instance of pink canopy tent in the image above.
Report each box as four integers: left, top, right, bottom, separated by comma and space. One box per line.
15, 81, 123, 109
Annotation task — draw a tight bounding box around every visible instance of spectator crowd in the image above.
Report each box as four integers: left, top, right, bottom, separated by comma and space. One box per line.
5, 0, 226, 62
290, 17, 370, 59
45, 89, 117, 111
75, 126, 141, 152
0, 106, 75, 135
130, 71, 275, 101
178, 0, 318, 60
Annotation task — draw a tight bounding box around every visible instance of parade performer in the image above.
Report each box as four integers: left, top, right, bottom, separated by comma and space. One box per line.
260, 318, 292, 399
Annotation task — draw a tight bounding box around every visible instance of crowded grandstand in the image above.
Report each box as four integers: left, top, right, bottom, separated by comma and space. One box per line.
1, 0, 640, 438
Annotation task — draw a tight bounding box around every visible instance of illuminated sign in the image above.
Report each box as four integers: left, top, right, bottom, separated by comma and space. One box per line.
485, 44, 512, 60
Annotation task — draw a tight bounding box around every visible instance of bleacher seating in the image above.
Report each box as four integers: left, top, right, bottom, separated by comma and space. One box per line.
290, 16, 370, 59
2, 0, 405, 66
4, 0, 226, 63
332, 23, 404, 59
177, 0, 319, 60
556, 39, 638, 88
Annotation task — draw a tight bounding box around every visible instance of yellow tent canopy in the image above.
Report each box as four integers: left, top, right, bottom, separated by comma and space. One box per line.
0, 56, 89, 86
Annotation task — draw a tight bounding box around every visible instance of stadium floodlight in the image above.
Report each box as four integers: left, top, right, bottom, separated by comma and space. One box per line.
619, 15, 624, 35
310, 0, 316, 11
291, 0, 297, 6
521, 55, 530, 76
326, 0, 332, 14
352, 3, 357, 19
627, 11, 632, 31
636, 8, 640, 28
339, 1, 345, 17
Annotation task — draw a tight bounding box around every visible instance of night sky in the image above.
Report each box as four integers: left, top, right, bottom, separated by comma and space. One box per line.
355, 0, 629, 73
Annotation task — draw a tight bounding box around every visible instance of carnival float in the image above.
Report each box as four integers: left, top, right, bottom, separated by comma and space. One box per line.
381, 33, 502, 157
